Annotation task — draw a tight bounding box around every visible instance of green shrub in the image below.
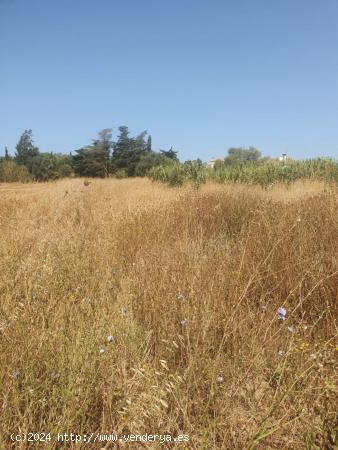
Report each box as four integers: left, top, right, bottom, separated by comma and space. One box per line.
148, 163, 186, 187
134, 152, 174, 177
115, 169, 128, 179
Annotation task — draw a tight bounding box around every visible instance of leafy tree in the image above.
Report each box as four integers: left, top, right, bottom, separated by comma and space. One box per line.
30, 153, 72, 181
111, 126, 131, 173
112, 126, 149, 176
55, 154, 73, 177
183, 158, 203, 168
73, 145, 107, 177
224, 147, 261, 165
97, 128, 113, 176
135, 152, 173, 177
160, 147, 178, 161
4, 147, 10, 160
29, 154, 55, 181
15, 130, 39, 168
134, 131, 148, 152
146, 135, 152, 152
73, 129, 113, 178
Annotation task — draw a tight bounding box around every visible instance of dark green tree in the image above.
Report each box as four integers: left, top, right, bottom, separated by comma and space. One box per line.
146, 135, 152, 152
73, 129, 113, 178
111, 126, 131, 173
4, 147, 10, 160
112, 126, 149, 176
134, 131, 147, 152
224, 147, 261, 165
160, 147, 178, 161
184, 158, 203, 168
97, 128, 113, 176
15, 130, 40, 168
30, 153, 72, 181
135, 151, 173, 177
73, 145, 107, 177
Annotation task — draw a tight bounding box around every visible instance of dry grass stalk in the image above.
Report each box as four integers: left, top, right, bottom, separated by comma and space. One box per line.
0, 178, 337, 449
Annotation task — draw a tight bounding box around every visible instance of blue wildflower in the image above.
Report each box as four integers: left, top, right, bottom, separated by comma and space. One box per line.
277, 307, 287, 321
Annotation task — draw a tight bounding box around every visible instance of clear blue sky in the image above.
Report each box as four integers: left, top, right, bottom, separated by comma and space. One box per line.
1, 0, 338, 161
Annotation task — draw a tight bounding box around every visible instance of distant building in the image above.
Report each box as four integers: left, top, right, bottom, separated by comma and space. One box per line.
207, 157, 224, 168
279, 153, 287, 162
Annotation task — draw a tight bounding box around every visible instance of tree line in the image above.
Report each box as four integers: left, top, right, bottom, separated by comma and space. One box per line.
5, 127, 314, 186
0, 127, 179, 182
72, 126, 178, 178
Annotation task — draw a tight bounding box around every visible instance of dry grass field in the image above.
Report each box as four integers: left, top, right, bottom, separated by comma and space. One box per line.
0, 178, 337, 449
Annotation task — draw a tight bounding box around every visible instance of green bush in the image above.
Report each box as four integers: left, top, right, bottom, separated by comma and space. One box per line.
115, 169, 128, 179
134, 152, 173, 177
148, 163, 186, 187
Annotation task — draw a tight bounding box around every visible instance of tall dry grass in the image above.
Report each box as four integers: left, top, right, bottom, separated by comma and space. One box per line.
0, 178, 337, 449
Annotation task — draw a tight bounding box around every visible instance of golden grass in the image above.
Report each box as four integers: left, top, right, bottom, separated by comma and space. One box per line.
0, 178, 337, 449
